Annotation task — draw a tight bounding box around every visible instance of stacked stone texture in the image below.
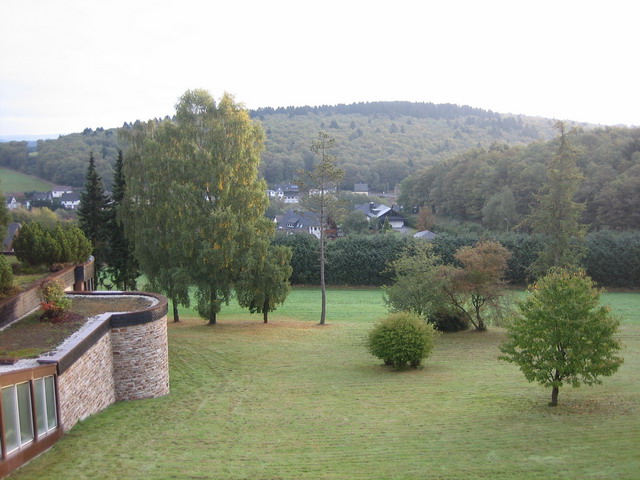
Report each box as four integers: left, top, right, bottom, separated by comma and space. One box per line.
111, 318, 170, 401
57, 333, 116, 432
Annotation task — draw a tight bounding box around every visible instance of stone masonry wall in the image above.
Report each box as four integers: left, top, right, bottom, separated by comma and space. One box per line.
0, 257, 94, 329
56, 332, 116, 432
111, 315, 169, 401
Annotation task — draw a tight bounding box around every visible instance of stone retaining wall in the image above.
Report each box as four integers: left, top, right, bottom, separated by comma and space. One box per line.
45, 292, 169, 431
0, 257, 95, 329
112, 319, 169, 401
56, 331, 116, 431
0, 289, 168, 477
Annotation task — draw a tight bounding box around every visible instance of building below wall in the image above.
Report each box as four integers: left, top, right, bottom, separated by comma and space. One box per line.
0, 291, 169, 478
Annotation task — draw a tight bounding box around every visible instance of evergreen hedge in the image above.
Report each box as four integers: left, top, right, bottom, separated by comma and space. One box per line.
275, 230, 640, 288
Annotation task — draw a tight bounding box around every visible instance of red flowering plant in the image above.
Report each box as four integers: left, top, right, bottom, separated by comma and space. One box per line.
39, 279, 71, 323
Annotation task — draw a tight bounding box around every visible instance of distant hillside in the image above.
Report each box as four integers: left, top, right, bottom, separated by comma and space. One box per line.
398, 126, 640, 231
251, 101, 593, 191
0, 167, 56, 194
0, 101, 596, 191
0, 128, 119, 189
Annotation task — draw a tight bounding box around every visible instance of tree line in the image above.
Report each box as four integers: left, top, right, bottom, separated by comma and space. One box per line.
0, 101, 566, 193
399, 126, 640, 231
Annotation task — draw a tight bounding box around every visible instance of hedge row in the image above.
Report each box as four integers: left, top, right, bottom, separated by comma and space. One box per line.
274, 230, 640, 288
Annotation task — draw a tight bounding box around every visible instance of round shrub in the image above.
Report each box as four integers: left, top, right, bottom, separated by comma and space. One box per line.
367, 312, 439, 368
0, 255, 13, 295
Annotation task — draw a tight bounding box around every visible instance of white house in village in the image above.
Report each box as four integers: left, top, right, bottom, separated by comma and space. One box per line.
60, 192, 81, 209
51, 187, 74, 198
268, 184, 300, 204
4, 196, 20, 210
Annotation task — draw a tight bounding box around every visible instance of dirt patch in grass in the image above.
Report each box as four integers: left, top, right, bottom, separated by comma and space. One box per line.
0, 295, 155, 359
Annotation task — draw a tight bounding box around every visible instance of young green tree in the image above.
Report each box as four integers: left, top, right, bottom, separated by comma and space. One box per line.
78, 152, 108, 282
383, 242, 446, 318
105, 150, 139, 290
499, 268, 623, 406
528, 122, 586, 275
236, 244, 293, 323
298, 132, 344, 325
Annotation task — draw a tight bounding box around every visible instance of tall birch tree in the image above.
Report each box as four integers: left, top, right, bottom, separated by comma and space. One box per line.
122, 90, 275, 324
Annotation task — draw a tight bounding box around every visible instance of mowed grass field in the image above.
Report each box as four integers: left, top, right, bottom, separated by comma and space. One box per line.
0, 167, 55, 193
10, 288, 640, 480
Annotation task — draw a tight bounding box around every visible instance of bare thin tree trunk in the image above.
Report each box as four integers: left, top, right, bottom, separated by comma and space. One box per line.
319, 190, 326, 325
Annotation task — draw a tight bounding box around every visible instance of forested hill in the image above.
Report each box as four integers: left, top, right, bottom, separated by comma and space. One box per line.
251, 101, 577, 190
1, 101, 591, 191
398, 126, 640, 231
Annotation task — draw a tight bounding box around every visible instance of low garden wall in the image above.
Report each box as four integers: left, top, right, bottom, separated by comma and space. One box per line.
0, 290, 169, 478
0, 256, 95, 329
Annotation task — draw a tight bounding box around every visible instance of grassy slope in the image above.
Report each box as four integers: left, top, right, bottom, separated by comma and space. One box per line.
10, 289, 640, 480
0, 167, 55, 193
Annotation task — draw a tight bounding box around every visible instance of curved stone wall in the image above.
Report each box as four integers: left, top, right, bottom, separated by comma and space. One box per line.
36, 292, 169, 430
0, 290, 169, 477
110, 306, 170, 401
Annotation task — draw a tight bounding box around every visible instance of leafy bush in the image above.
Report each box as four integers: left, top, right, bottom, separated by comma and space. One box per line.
427, 310, 469, 332
0, 255, 13, 295
39, 279, 71, 322
13, 221, 92, 267
367, 312, 438, 368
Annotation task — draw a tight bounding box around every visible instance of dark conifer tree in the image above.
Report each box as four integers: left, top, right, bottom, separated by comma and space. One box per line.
105, 150, 139, 290
78, 152, 108, 284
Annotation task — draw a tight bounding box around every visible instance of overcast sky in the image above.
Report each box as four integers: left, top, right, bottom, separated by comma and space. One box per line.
1, 0, 638, 137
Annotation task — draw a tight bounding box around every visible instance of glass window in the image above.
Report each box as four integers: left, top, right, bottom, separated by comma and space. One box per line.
34, 378, 47, 436
16, 382, 34, 445
1, 386, 19, 453
44, 376, 57, 430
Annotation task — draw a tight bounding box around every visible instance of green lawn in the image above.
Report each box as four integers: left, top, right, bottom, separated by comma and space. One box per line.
0, 167, 55, 193
9, 288, 640, 479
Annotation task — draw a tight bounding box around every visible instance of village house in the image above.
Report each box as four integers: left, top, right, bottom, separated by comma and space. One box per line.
4, 196, 22, 211
276, 210, 321, 239
355, 202, 407, 229
50, 187, 74, 198
268, 184, 300, 204
59, 192, 81, 210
